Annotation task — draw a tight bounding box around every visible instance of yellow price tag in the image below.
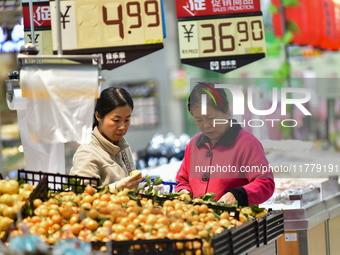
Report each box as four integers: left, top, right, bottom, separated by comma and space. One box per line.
178, 14, 266, 59
50, 0, 164, 51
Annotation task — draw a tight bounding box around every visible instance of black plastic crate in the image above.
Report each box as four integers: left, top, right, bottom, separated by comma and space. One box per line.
92, 238, 203, 254
257, 210, 284, 245
213, 220, 257, 255
17, 169, 100, 193
213, 230, 233, 255
213, 210, 284, 255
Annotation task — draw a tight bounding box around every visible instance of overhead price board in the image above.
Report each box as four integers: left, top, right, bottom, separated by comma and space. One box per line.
22, 0, 165, 70
50, 0, 165, 69
176, 0, 266, 74
22, 0, 53, 55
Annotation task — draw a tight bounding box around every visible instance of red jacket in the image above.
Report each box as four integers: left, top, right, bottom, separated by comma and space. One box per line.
175, 124, 275, 206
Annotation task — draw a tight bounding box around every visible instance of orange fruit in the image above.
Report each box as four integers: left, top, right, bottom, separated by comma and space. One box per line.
102, 220, 112, 229
60, 207, 74, 220
88, 208, 99, 219
169, 221, 184, 233
33, 199, 43, 208
48, 209, 60, 218
100, 193, 111, 202
85, 185, 95, 195
112, 224, 125, 234
31, 216, 42, 224
220, 212, 230, 220
51, 214, 62, 224
2, 180, 19, 195
69, 214, 81, 225
81, 202, 92, 210
72, 223, 82, 235
85, 219, 98, 231
38, 207, 49, 217
81, 194, 93, 204
92, 199, 101, 208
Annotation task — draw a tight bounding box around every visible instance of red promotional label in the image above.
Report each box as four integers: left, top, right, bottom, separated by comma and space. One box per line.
176, 0, 261, 18
22, 2, 51, 30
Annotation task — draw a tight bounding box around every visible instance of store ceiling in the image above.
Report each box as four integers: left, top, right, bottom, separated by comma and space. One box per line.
0, 0, 22, 28
0, 0, 21, 9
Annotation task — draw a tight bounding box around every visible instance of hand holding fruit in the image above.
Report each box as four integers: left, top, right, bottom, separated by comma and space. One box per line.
218, 192, 236, 205
129, 170, 142, 177
116, 170, 144, 190
179, 189, 190, 195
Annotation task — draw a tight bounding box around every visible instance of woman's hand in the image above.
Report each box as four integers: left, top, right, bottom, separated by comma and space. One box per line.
218, 192, 236, 205
116, 173, 144, 190
179, 189, 190, 194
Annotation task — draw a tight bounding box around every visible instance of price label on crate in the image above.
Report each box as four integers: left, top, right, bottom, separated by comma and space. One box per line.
50, 0, 165, 70
176, 0, 266, 74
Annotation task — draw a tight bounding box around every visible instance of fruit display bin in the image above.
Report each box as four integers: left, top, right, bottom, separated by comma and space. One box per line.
92, 238, 203, 254
213, 219, 257, 255
14, 169, 284, 255
15, 170, 204, 254
213, 210, 284, 255
257, 210, 285, 246
17, 169, 100, 193
16, 169, 100, 221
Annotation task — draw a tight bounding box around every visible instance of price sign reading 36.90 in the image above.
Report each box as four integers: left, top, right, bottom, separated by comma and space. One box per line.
175, 0, 266, 74
178, 15, 265, 59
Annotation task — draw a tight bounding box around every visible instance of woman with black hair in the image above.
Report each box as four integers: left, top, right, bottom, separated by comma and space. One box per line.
70, 87, 143, 190
175, 82, 275, 206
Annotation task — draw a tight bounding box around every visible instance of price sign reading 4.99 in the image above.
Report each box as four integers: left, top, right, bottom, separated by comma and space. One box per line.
50, 0, 164, 70
176, 0, 266, 74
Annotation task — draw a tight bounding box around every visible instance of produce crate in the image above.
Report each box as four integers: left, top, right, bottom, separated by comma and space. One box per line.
213, 220, 258, 255
92, 238, 203, 254
17, 169, 100, 218
213, 210, 284, 255
17, 169, 100, 193
257, 210, 284, 246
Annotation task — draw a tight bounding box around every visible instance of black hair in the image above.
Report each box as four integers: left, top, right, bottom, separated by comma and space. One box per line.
93, 87, 134, 129
188, 82, 229, 115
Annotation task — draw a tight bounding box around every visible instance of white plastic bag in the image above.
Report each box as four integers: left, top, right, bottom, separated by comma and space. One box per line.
20, 64, 98, 144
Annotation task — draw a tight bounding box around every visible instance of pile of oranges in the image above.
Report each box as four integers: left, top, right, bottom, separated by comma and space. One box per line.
0, 180, 35, 239
10, 185, 265, 254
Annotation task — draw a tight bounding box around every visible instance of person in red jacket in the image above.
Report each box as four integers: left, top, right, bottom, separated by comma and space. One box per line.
175, 82, 275, 206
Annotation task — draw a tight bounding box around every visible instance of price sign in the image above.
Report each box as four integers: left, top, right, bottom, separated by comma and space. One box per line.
176, 0, 266, 74
22, 1, 51, 30
178, 15, 265, 59
50, 0, 164, 69
22, 0, 53, 55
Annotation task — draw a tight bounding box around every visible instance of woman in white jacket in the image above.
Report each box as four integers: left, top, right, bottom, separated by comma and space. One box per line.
70, 87, 143, 189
